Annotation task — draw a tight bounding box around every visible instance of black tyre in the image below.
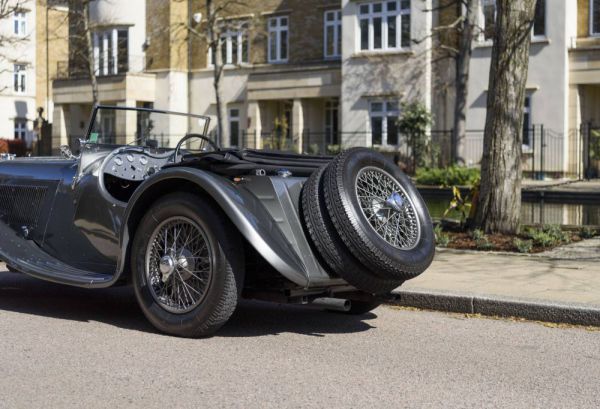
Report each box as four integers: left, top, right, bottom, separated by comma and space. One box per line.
324, 148, 435, 281
131, 192, 244, 338
301, 165, 403, 294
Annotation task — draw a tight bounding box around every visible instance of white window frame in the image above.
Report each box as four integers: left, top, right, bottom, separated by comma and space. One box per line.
13, 11, 26, 37
523, 94, 532, 148
229, 108, 241, 147
369, 100, 400, 147
13, 64, 27, 94
93, 28, 128, 76
479, 0, 496, 42
357, 1, 411, 52
532, 0, 546, 39
14, 119, 27, 140
208, 26, 250, 66
591, 0, 600, 36
268, 16, 289, 63
480, 0, 545, 42
324, 10, 342, 59
325, 99, 340, 145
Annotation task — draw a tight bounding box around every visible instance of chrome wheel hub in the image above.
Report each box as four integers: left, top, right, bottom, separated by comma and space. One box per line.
159, 255, 176, 283
355, 167, 421, 250
145, 216, 212, 314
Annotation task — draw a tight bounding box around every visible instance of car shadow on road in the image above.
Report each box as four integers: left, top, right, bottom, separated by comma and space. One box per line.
0, 273, 377, 338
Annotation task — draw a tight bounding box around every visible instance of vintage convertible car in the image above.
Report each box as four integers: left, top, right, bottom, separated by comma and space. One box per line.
0, 106, 434, 337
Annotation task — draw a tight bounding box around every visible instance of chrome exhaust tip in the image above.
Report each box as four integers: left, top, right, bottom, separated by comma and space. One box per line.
311, 297, 351, 312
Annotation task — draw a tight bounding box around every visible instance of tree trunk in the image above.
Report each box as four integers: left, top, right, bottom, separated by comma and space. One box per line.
452, 0, 478, 164
475, 0, 536, 234
83, 1, 98, 106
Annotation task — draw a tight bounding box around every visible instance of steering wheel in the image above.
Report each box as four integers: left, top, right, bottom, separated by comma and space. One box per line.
174, 133, 220, 162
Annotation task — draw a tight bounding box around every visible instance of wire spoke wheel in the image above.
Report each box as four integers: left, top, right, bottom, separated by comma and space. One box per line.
355, 167, 421, 250
145, 216, 212, 314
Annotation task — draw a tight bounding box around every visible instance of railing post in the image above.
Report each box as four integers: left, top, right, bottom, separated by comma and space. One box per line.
531, 125, 536, 180
449, 129, 453, 167
540, 124, 545, 180
586, 122, 592, 180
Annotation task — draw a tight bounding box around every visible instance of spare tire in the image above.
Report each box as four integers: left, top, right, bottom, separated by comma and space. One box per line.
301, 165, 403, 294
324, 148, 435, 281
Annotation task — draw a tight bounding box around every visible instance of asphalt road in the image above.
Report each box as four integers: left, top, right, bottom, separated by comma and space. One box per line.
0, 272, 599, 408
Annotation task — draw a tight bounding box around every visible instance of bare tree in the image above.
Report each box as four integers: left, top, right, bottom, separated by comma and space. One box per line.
450, 0, 478, 164
426, 0, 480, 164
184, 0, 255, 147
67, 0, 98, 105
475, 0, 536, 234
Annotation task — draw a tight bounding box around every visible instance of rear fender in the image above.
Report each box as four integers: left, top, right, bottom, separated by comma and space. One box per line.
119, 168, 310, 287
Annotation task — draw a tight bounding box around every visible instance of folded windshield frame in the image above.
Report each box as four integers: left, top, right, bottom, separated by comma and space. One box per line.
84, 105, 211, 148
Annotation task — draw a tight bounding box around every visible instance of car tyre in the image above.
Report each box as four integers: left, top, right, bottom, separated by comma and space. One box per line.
324, 148, 435, 281
301, 165, 403, 294
131, 192, 244, 338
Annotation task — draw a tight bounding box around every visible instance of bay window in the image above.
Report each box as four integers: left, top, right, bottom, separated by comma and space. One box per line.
359, 1, 411, 52
93, 28, 129, 76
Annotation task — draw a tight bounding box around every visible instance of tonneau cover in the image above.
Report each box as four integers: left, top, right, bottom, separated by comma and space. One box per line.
170, 149, 332, 177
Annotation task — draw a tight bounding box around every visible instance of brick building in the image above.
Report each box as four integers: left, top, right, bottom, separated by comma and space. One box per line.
50, 0, 432, 154
48, 0, 600, 178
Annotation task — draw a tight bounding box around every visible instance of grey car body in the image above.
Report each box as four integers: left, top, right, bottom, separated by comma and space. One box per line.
0, 106, 348, 297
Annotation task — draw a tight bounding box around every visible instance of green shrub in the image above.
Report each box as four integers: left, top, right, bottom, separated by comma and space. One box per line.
526, 230, 556, 247
513, 238, 533, 253
470, 229, 485, 241
397, 102, 433, 169
580, 226, 597, 239
434, 225, 451, 247
542, 224, 571, 244
327, 144, 342, 155
475, 237, 494, 251
523, 225, 571, 248
415, 166, 480, 187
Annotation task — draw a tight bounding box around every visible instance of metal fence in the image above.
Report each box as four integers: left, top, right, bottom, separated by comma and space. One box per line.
581, 123, 600, 180
55, 125, 593, 180
241, 127, 579, 179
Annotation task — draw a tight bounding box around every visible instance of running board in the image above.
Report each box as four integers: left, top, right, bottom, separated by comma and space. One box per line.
0, 220, 113, 288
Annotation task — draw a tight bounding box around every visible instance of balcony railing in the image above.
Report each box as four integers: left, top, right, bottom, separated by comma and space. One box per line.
54, 54, 146, 80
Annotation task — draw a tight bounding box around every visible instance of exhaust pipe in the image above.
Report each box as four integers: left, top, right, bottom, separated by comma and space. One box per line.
312, 297, 351, 312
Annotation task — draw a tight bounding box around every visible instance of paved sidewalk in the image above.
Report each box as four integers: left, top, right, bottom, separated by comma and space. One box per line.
392, 238, 600, 325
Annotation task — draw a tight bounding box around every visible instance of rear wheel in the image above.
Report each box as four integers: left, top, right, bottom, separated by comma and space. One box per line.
131, 192, 243, 338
